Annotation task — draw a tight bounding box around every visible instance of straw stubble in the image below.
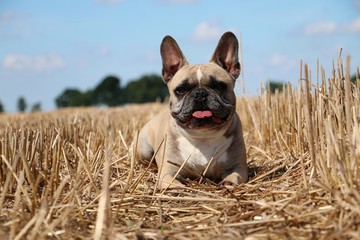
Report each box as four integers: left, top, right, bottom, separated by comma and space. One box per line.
0, 56, 359, 239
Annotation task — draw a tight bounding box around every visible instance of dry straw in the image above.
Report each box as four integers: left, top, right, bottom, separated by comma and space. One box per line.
0, 55, 359, 239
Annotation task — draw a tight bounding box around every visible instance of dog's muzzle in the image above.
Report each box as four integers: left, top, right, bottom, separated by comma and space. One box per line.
172, 88, 234, 129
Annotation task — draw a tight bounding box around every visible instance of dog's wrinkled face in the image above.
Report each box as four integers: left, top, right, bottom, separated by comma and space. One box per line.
160, 32, 240, 130
168, 63, 236, 129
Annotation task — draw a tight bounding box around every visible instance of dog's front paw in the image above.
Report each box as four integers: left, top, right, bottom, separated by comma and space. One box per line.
158, 175, 184, 190
219, 179, 237, 186
220, 171, 247, 186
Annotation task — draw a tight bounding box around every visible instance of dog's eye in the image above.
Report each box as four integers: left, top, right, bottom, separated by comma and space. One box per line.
175, 86, 187, 95
212, 82, 227, 91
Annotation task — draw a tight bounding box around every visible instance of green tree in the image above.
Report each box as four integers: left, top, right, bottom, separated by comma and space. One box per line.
267, 81, 285, 94
55, 89, 92, 108
351, 74, 358, 84
124, 74, 168, 103
17, 96, 27, 112
31, 102, 41, 112
93, 75, 122, 106
0, 100, 4, 113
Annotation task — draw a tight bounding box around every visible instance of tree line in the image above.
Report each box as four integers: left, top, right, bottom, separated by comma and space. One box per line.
266, 75, 358, 94
0, 96, 41, 113
55, 74, 168, 108
0, 74, 358, 113
0, 74, 168, 113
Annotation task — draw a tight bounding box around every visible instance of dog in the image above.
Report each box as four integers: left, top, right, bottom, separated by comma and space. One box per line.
136, 31, 248, 189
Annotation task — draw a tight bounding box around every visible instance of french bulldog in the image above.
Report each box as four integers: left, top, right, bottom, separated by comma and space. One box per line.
136, 31, 248, 189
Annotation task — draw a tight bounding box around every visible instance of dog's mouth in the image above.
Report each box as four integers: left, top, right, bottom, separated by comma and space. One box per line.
184, 110, 227, 129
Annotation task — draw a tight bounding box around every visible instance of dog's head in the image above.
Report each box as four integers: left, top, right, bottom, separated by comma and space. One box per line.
160, 32, 240, 130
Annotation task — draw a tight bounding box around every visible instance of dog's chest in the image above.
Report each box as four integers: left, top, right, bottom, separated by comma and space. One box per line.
175, 134, 232, 174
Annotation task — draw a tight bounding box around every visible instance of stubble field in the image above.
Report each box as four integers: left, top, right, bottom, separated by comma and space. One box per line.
0, 57, 359, 239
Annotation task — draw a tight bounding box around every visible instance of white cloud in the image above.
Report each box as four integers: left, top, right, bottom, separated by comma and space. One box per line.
347, 17, 360, 33
265, 54, 298, 73
3, 53, 65, 72
304, 21, 336, 36
304, 17, 360, 36
267, 54, 290, 66
193, 20, 221, 42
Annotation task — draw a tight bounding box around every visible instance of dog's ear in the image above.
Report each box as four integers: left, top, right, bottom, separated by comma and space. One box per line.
160, 35, 189, 83
210, 32, 240, 80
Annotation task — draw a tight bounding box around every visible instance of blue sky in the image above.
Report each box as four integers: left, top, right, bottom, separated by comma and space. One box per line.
0, 0, 359, 112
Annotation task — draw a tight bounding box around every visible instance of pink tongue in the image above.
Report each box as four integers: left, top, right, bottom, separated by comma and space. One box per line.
192, 110, 213, 119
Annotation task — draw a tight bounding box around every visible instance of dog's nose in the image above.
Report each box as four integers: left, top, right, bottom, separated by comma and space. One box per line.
193, 88, 208, 102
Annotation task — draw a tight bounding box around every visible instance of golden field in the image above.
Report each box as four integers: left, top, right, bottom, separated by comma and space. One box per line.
0, 57, 359, 239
